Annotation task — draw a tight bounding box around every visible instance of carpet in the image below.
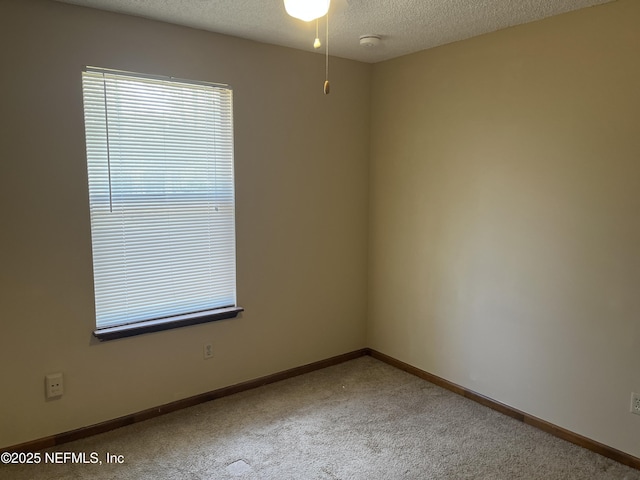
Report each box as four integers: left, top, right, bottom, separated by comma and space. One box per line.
1, 356, 638, 479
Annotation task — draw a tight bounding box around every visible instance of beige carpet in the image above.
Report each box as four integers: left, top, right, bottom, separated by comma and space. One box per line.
1, 356, 639, 479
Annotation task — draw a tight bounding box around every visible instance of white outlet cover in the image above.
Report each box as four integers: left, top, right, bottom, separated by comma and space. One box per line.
203, 343, 213, 359
45, 373, 64, 398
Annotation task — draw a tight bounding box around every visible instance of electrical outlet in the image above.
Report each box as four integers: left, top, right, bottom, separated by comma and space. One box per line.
45, 373, 63, 399
631, 392, 640, 416
203, 343, 213, 359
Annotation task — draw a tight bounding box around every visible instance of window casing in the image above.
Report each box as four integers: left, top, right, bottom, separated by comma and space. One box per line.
82, 67, 241, 340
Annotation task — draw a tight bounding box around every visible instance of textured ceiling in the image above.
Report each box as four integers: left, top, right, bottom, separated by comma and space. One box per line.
55, 0, 615, 63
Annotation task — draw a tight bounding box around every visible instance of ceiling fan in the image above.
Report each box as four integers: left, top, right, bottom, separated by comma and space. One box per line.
283, 0, 332, 94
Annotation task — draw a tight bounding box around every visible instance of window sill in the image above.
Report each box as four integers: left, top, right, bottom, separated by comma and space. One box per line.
93, 306, 244, 341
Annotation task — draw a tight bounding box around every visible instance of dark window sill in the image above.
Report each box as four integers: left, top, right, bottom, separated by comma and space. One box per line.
93, 306, 244, 341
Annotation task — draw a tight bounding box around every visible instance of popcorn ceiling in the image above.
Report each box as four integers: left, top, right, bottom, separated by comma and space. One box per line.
56, 0, 614, 63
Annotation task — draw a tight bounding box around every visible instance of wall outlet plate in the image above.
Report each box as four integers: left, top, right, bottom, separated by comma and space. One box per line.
631, 392, 640, 416
45, 373, 64, 399
203, 343, 213, 359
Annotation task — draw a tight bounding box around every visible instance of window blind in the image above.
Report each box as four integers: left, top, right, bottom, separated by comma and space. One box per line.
82, 67, 237, 330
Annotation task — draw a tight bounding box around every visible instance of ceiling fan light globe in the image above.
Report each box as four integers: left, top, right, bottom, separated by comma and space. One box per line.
284, 0, 330, 22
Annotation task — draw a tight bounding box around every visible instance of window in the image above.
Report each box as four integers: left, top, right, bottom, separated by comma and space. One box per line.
82, 67, 242, 341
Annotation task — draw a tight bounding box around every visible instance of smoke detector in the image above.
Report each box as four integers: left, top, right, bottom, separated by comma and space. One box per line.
359, 35, 381, 47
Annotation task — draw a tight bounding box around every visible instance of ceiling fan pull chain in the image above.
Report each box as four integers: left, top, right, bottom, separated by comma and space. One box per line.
314, 19, 321, 49
324, 11, 330, 95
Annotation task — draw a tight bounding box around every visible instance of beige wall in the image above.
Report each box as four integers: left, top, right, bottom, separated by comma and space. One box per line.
0, 0, 370, 448
369, 0, 640, 457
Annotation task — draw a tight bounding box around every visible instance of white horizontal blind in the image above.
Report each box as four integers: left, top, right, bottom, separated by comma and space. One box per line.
82, 67, 236, 329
